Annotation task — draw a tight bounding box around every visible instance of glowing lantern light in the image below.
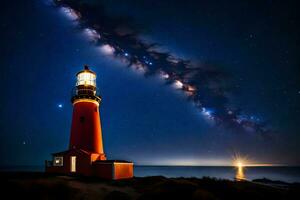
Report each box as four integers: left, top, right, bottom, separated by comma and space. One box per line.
76, 66, 96, 87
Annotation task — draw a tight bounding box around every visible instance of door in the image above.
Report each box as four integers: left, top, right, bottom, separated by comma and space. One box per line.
71, 156, 76, 172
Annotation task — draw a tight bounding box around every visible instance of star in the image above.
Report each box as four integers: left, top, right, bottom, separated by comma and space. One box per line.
58, 103, 63, 108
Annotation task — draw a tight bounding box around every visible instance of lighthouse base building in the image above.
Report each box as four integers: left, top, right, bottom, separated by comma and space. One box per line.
45, 149, 133, 180
45, 66, 133, 180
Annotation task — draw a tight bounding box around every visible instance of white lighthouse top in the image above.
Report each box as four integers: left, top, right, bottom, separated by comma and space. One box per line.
76, 65, 96, 87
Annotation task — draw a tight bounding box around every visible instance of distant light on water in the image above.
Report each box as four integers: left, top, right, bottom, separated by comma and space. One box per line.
235, 164, 245, 181
234, 159, 245, 168
232, 154, 248, 181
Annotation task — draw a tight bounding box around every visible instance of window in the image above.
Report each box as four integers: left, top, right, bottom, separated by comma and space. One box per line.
53, 156, 63, 166
71, 156, 76, 172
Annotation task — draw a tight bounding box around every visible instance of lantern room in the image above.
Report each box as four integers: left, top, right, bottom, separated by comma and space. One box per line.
71, 65, 100, 104
76, 65, 96, 87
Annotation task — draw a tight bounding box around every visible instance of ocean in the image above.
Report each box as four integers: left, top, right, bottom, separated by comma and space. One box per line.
1, 165, 300, 183
135, 166, 300, 183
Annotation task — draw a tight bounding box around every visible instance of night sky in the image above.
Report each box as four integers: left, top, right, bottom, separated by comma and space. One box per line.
1, 0, 300, 166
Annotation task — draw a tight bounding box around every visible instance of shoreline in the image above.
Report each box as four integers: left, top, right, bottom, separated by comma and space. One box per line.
1, 172, 299, 199
1, 165, 300, 184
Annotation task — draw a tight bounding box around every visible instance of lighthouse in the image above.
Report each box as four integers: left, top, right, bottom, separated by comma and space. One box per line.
69, 65, 106, 160
46, 65, 133, 180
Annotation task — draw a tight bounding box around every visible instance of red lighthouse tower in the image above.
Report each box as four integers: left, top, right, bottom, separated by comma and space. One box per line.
46, 65, 133, 179
69, 65, 106, 160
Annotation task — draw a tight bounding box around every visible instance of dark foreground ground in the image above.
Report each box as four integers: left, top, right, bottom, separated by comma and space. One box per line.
0, 172, 299, 200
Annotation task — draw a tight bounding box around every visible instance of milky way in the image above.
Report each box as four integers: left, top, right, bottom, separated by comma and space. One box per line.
53, 0, 273, 137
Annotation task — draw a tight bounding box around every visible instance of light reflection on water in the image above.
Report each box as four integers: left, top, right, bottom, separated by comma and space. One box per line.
235, 166, 246, 181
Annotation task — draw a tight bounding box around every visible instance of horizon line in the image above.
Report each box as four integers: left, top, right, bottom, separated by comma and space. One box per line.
0, 164, 299, 168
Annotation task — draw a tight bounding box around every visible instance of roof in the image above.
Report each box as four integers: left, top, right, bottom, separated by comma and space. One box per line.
76, 65, 96, 76
93, 160, 133, 164
52, 149, 93, 156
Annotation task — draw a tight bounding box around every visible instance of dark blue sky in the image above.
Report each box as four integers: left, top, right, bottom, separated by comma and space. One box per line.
1, 0, 299, 166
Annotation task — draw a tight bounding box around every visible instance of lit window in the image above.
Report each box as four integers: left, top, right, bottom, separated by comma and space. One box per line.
53, 156, 63, 166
